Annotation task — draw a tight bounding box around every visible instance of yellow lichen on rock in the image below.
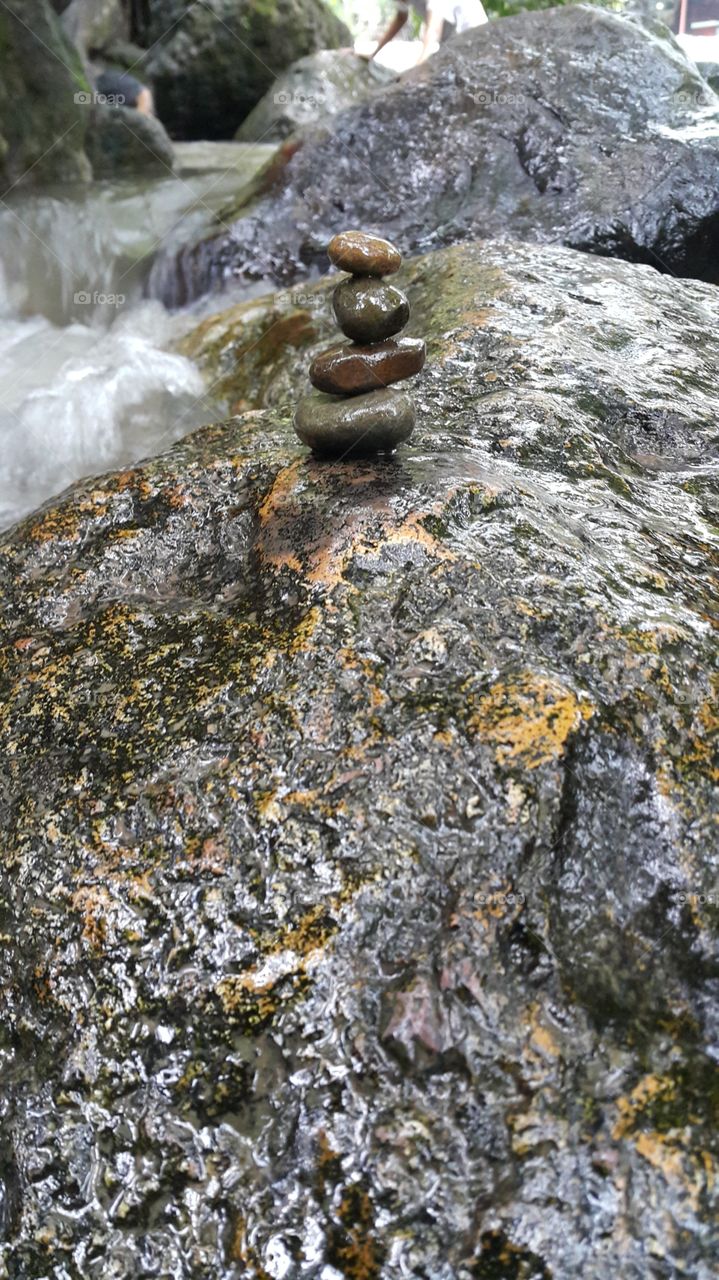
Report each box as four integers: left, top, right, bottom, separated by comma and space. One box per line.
468, 672, 594, 767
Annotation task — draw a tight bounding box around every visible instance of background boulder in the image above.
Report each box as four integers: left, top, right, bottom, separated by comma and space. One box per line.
236, 50, 396, 143
60, 0, 127, 57
151, 4, 719, 303
0, 0, 91, 189
136, 0, 351, 140
1, 238, 718, 1277
85, 103, 175, 176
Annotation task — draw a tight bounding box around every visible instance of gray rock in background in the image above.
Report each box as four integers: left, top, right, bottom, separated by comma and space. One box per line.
85, 103, 175, 176
136, 0, 352, 140
61, 0, 127, 57
236, 50, 396, 143
0, 0, 91, 190
151, 4, 719, 304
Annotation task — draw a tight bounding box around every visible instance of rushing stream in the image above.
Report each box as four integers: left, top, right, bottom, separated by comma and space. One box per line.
0, 142, 275, 531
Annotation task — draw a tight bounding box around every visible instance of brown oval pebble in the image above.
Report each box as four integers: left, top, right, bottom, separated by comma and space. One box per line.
310, 338, 426, 396
328, 230, 401, 277
293, 387, 415, 457
333, 277, 409, 344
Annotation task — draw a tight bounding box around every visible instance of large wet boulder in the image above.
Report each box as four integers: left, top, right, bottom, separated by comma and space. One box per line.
0, 0, 91, 188
151, 4, 719, 304
60, 0, 127, 56
1, 238, 718, 1276
86, 103, 175, 176
135, 0, 351, 140
701, 60, 719, 94
236, 50, 396, 143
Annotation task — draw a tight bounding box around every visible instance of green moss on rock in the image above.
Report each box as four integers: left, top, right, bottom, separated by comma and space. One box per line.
0, 0, 91, 189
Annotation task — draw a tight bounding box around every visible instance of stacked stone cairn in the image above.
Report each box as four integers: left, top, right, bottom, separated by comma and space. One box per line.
293, 230, 425, 457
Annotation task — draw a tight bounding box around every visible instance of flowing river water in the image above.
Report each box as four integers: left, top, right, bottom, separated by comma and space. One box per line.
0, 142, 276, 531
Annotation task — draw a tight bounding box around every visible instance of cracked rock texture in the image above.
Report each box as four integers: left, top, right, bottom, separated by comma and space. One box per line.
1, 239, 718, 1277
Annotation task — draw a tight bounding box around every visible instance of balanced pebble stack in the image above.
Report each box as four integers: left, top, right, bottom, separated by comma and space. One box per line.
293, 230, 425, 457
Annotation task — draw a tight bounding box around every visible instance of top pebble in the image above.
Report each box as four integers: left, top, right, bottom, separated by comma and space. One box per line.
328, 230, 401, 278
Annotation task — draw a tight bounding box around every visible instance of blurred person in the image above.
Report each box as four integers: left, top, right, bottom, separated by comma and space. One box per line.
370, 0, 488, 65
95, 69, 155, 115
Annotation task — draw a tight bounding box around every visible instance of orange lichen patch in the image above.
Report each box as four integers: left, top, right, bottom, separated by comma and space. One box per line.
161, 485, 189, 510
283, 787, 321, 808
332, 1184, 384, 1280
316, 1129, 343, 1194
278, 903, 336, 959
679, 693, 719, 784
182, 834, 229, 875
228, 1217, 273, 1278
314, 1134, 384, 1279
468, 672, 593, 767
72, 885, 111, 953
215, 970, 308, 1027
256, 460, 305, 573
255, 789, 283, 824
472, 882, 526, 927
31, 964, 52, 1004
270, 492, 455, 589
634, 1133, 687, 1180
632, 1132, 715, 1214
527, 1002, 561, 1062
287, 605, 322, 654
609, 1073, 716, 1210
215, 904, 339, 1025
337, 647, 388, 708
612, 1074, 675, 1141
113, 469, 144, 493
28, 503, 86, 545
254, 463, 450, 586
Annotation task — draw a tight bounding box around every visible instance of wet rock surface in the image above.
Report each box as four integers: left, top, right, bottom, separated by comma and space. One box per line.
153, 5, 719, 304
137, 0, 351, 141
2, 238, 719, 1277
310, 337, 426, 395
236, 50, 395, 143
0, 0, 92, 189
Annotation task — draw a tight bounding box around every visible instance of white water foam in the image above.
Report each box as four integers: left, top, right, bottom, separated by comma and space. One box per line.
0, 143, 275, 530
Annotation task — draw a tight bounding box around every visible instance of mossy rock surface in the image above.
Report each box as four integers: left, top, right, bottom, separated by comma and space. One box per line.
135, 0, 351, 140
0, 0, 91, 189
1, 239, 719, 1276
151, 4, 719, 305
